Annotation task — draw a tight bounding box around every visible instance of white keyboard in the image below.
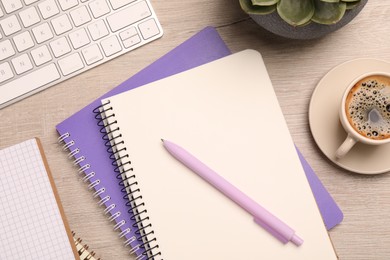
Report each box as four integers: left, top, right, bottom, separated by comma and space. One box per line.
0, 0, 163, 109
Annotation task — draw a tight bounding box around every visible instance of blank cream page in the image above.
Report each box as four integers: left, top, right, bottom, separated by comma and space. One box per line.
102, 50, 338, 259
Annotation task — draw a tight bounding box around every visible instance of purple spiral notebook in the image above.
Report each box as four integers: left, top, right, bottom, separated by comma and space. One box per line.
56, 27, 343, 257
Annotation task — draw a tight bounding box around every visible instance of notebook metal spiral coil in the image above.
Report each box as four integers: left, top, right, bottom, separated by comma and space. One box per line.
57, 132, 140, 254
72, 231, 101, 260
93, 101, 162, 260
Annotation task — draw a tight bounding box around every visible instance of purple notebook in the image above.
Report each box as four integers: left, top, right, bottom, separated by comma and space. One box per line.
296, 148, 343, 230
56, 27, 342, 257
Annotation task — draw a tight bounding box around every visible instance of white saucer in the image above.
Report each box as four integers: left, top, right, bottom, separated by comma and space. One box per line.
309, 58, 390, 174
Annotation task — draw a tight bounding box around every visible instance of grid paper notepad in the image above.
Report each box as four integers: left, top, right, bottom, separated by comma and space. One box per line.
0, 138, 78, 260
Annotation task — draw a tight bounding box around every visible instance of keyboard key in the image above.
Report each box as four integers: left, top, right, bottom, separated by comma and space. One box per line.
19, 7, 41, 28
109, 0, 135, 10
51, 14, 73, 35
0, 62, 14, 83
11, 54, 33, 74
58, 0, 79, 11
24, 0, 40, 4
0, 40, 16, 61
13, 31, 35, 52
32, 23, 54, 43
123, 34, 140, 48
0, 64, 60, 106
1, 0, 23, 14
0, 15, 22, 36
70, 6, 92, 27
119, 26, 140, 48
31, 45, 52, 66
38, 0, 60, 19
58, 53, 84, 75
106, 1, 151, 32
69, 28, 90, 49
50, 37, 71, 57
0, 8, 3, 17
119, 26, 137, 40
89, 0, 110, 18
88, 20, 109, 41
82, 44, 103, 65
138, 18, 159, 40
100, 36, 122, 56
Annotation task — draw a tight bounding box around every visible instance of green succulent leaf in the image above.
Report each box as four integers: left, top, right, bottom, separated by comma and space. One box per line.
311, 0, 347, 25
251, 0, 279, 6
277, 0, 315, 26
239, 0, 360, 26
320, 0, 340, 3
299, 19, 313, 27
240, 0, 277, 15
345, 0, 361, 9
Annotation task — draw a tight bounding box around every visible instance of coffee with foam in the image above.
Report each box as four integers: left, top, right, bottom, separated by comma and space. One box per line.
345, 75, 390, 140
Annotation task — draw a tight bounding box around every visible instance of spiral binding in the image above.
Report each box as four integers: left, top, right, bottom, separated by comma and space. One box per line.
72, 231, 101, 260
93, 101, 162, 260
57, 132, 140, 255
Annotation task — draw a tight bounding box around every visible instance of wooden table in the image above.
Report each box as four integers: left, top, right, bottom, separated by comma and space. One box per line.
1, 1, 390, 259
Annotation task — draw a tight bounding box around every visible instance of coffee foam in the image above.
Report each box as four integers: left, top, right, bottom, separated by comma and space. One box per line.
345, 75, 390, 140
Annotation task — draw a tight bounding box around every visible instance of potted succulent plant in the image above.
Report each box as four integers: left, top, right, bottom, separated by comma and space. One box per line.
239, 0, 368, 39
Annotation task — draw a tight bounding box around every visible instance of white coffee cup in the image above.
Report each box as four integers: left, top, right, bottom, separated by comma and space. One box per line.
336, 72, 390, 158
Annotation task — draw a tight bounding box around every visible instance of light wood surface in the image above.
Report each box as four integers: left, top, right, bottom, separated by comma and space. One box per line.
1, 1, 390, 259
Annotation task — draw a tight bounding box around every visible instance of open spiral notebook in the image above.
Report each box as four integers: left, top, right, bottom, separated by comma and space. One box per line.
56, 27, 342, 258
98, 50, 338, 259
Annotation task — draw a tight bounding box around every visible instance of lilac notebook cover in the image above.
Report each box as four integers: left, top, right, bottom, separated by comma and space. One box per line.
296, 148, 343, 229
56, 27, 342, 256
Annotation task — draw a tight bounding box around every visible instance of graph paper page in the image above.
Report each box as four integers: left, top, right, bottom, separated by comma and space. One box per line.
0, 139, 76, 259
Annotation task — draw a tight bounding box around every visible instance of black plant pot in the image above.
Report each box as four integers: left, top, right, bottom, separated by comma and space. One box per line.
250, 0, 368, 40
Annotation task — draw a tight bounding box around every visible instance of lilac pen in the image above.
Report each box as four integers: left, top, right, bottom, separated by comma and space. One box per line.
161, 139, 303, 246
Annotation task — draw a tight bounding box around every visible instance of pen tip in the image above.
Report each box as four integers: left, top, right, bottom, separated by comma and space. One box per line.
161, 138, 164, 142
291, 234, 304, 246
